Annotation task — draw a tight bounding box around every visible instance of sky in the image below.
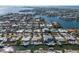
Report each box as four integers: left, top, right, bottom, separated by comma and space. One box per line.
0, 0, 79, 6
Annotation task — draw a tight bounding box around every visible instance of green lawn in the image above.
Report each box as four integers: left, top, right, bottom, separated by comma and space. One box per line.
53, 44, 79, 50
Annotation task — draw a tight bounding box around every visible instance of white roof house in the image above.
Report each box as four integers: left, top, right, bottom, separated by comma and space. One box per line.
12, 24, 18, 27
54, 33, 65, 41
10, 37, 18, 41
22, 36, 31, 41
32, 35, 42, 41
50, 29, 58, 32
47, 23, 52, 28
42, 28, 49, 32
58, 29, 68, 32
46, 41, 56, 45
0, 37, 7, 42
16, 29, 24, 33
31, 34, 42, 45
2, 46, 14, 53
43, 35, 53, 41
40, 24, 45, 27
25, 29, 32, 32
61, 33, 76, 41
21, 36, 31, 45
55, 36, 65, 41
77, 37, 79, 40
60, 33, 69, 37
34, 29, 41, 32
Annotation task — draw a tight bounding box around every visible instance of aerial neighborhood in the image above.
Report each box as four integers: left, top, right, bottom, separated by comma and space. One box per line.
0, 6, 79, 53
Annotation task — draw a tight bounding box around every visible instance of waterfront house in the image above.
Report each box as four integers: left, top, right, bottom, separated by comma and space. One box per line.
21, 36, 31, 46
43, 34, 56, 45
31, 33, 42, 45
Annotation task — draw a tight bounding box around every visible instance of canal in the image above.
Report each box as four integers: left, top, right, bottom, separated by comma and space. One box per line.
41, 16, 79, 29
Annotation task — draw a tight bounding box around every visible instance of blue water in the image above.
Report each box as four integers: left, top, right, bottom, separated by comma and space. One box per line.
41, 16, 79, 29
0, 7, 79, 29
0, 7, 34, 15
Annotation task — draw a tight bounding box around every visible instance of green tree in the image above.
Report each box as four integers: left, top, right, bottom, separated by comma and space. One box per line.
16, 36, 23, 46
1, 34, 4, 37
